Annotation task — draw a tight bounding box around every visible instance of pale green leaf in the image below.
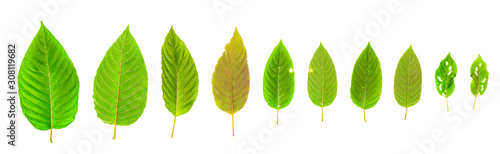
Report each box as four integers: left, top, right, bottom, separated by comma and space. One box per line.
212, 28, 250, 136
18, 22, 80, 143
350, 43, 382, 122
307, 43, 337, 122
394, 45, 422, 120
93, 25, 148, 139
161, 26, 199, 138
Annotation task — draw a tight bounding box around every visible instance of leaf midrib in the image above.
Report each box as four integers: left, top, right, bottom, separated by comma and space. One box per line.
320, 49, 324, 108
230, 40, 235, 115
406, 52, 411, 108
276, 47, 281, 110
168, 35, 180, 117
114, 32, 127, 125
474, 62, 481, 96
41, 27, 54, 130
363, 51, 369, 109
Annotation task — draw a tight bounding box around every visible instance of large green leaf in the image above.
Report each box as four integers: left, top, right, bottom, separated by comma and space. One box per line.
394, 45, 422, 120
263, 40, 295, 125
470, 54, 489, 110
18, 22, 79, 143
350, 43, 382, 122
161, 26, 199, 138
93, 25, 148, 140
307, 43, 337, 122
435, 52, 457, 112
212, 28, 250, 136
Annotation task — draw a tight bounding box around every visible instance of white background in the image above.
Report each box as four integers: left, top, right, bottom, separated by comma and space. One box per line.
1, 0, 500, 154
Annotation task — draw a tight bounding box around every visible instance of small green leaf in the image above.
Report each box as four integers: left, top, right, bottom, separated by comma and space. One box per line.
18, 22, 80, 143
350, 43, 382, 122
435, 52, 457, 112
93, 25, 148, 140
212, 28, 250, 136
470, 54, 489, 110
307, 43, 337, 122
394, 45, 422, 120
263, 40, 295, 125
161, 26, 199, 138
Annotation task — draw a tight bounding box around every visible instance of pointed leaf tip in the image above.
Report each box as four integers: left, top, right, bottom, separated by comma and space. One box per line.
168, 26, 176, 35
19, 20, 80, 140
264, 40, 295, 110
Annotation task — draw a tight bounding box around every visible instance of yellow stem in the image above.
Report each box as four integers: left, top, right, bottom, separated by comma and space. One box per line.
473, 95, 477, 110
277, 109, 279, 125
232, 114, 234, 136
446, 97, 449, 112
404, 107, 408, 120
321, 106, 324, 122
363, 109, 366, 123
171, 116, 177, 138
50, 127, 53, 143
113, 123, 117, 140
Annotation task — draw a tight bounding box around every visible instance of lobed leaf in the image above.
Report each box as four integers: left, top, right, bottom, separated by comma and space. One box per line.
393, 45, 422, 119
434, 52, 457, 112
350, 43, 382, 122
161, 26, 199, 137
435, 53, 457, 97
18, 22, 80, 143
93, 25, 148, 139
470, 54, 489, 110
470, 54, 489, 96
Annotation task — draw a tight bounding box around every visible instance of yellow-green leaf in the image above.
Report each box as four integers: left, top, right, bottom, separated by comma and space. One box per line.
93, 25, 148, 140
394, 45, 422, 120
212, 28, 250, 136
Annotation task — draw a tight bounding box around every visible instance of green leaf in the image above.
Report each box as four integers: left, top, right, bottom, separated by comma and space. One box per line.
350, 43, 382, 122
93, 25, 148, 140
18, 22, 80, 143
263, 40, 295, 125
307, 43, 337, 122
161, 26, 199, 138
470, 54, 489, 110
394, 45, 422, 120
434, 52, 457, 112
212, 28, 250, 136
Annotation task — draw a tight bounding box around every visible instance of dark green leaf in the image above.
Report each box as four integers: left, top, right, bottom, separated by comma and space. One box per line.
435, 52, 457, 112
263, 40, 295, 125
350, 43, 382, 122
161, 26, 199, 138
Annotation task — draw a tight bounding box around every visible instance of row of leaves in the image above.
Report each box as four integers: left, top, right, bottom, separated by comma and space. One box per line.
18, 23, 489, 143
